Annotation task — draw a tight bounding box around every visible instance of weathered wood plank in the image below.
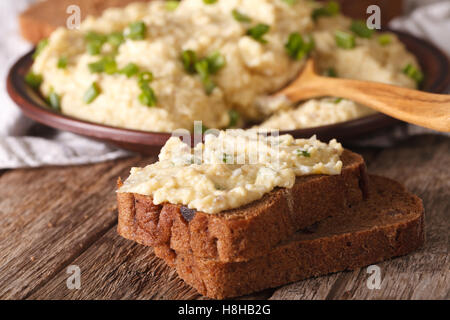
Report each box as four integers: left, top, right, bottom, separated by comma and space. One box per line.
0, 155, 153, 299
270, 135, 449, 300
28, 227, 201, 300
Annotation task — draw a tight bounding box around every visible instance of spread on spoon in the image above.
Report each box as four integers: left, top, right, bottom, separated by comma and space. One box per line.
28, 0, 422, 132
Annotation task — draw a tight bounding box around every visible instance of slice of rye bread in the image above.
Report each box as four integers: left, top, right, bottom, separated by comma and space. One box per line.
117, 150, 368, 262
19, 0, 149, 44
153, 175, 425, 299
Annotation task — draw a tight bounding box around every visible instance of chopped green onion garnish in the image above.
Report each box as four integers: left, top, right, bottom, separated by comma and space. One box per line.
335, 30, 356, 49
119, 63, 139, 78
232, 9, 251, 23
246, 24, 270, 43
25, 72, 43, 89
124, 21, 147, 40
181, 50, 198, 74
48, 91, 61, 111
166, 1, 180, 11
107, 32, 125, 47
85, 31, 107, 42
282, 0, 297, 5
350, 20, 374, 38
86, 41, 103, 55
334, 97, 343, 104
403, 64, 424, 84
32, 38, 49, 59
206, 51, 226, 74
138, 71, 154, 85
312, 1, 340, 21
139, 83, 157, 107
57, 57, 68, 69
85, 31, 107, 55
203, 0, 217, 4
201, 124, 209, 134
285, 32, 314, 60
323, 67, 337, 77
378, 34, 392, 46
88, 56, 117, 74
228, 110, 240, 127
195, 59, 215, 94
84, 82, 101, 104
182, 50, 225, 94
222, 153, 232, 163
296, 149, 311, 157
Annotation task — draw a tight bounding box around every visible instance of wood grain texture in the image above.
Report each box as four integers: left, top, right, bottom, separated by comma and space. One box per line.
0, 155, 152, 299
28, 228, 200, 300
0, 135, 448, 300
270, 134, 449, 300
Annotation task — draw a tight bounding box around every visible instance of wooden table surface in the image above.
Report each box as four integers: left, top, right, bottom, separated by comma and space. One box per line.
0, 133, 448, 300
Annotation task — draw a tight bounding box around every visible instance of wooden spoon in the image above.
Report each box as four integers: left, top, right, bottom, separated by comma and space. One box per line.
276, 59, 450, 132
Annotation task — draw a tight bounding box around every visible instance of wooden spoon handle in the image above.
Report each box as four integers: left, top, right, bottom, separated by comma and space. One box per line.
281, 76, 450, 132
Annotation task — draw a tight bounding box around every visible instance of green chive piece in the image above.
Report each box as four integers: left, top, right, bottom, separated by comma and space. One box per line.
282, 0, 297, 5
88, 56, 117, 74
232, 9, 251, 23
228, 110, 240, 127
246, 24, 270, 43
33, 38, 49, 59
195, 59, 215, 94
222, 153, 232, 163
85, 31, 107, 55
48, 91, 61, 111
335, 30, 356, 49
312, 1, 340, 20
324, 67, 337, 77
334, 97, 343, 104
138, 71, 154, 86
403, 64, 424, 85
206, 51, 226, 74
25, 72, 43, 89
119, 63, 139, 78
84, 82, 101, 104
86, 41, 103, 55
182, 50, 225, 94
378, 34, 392, 46
285, 32, 314, 60
57, 57, 68, 69
125, 21, 147, 40
139, 83, 157, 107
350, 20, 374, 38
296, 149, 311, 157
166, 1, 180, 10
181, 50, 198, 74
203, 0, 217, 4
107, 32, 125, 47
85, 31, 107, 42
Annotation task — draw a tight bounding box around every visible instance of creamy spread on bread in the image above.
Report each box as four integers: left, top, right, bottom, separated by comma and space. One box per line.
31, 0, 421, 132
118, 131, 343, 214
31, 0, 313, 131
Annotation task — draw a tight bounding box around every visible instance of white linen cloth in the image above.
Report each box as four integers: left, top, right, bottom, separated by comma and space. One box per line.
0, 0, 449, 169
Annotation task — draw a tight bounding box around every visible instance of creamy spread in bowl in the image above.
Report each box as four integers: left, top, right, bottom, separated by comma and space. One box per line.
118, 130, 343, 213
29, 0, 422, 132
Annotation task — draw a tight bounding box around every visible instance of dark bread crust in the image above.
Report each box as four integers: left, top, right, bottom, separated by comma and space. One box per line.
117, 150, 368, 262
153, 175, 425, 299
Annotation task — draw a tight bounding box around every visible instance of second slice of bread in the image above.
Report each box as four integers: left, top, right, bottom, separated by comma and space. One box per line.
117, 150, 368, 262
153, 175, 425, 299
